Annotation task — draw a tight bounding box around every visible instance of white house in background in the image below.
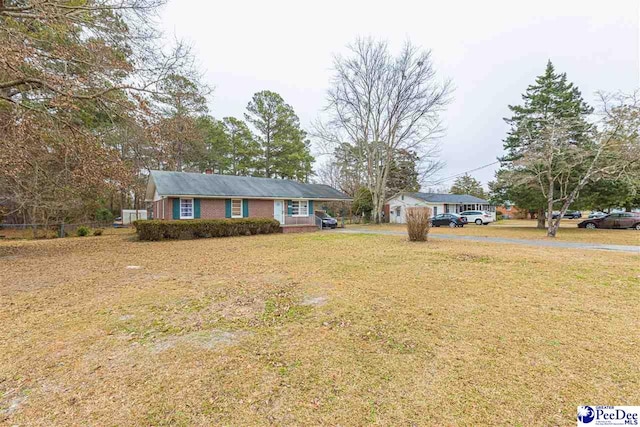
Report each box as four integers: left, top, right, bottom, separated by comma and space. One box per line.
385, 192, 495, 224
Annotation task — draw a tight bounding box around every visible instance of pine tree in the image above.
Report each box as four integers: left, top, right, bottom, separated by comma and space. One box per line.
386, 149, 420, 197
498, 60, 593, 228
244, 91, 313, 181
221, 117, 261, 176
197, 116, 229, 174
503, 60, 593, 161
450, 174, 485, 198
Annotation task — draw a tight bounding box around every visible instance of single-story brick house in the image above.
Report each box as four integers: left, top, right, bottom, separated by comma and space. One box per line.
145, 170, 351, 233
385, 192, 495, 224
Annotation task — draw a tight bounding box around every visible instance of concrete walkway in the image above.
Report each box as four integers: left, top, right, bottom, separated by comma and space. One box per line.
334, 228, 640, 254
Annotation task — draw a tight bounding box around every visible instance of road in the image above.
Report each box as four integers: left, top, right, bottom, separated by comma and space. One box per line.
334, 228, 640, 254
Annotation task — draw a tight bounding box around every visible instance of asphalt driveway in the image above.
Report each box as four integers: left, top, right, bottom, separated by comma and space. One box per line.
335, 228, 640, 254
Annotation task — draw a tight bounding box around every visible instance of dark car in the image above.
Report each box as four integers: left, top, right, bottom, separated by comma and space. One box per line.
578, 212, 640, 230
315, 211, 338, 229
564, 210, 582, 219
551, 210, 582, 219
430, 213, 467, 228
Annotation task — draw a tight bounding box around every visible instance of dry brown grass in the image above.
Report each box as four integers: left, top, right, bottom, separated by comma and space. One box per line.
1, 230, 639, 425
0, 226, 132, 240
362, 220, 640, 246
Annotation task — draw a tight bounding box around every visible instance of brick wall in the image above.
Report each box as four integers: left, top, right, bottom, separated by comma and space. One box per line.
200, 199, 227, 219
153, 198, 278, 221
248, 199, 273, 218
153, 198, 171, 219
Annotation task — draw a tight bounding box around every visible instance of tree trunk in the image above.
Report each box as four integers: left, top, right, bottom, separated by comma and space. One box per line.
546, 195, 557, 237
536, 208, 545, 229
547, 219, 560, 237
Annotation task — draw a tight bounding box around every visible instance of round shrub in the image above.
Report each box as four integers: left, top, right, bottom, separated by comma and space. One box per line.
95, 208, 115, 222
76, 226, 91, 237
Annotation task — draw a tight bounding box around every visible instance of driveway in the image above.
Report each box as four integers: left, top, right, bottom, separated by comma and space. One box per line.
334, 228, 640, 254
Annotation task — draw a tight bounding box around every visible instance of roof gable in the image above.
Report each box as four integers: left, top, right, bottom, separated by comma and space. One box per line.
148, 171, 351, 200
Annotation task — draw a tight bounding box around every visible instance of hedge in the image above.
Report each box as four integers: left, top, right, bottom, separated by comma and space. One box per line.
133, 218, 282, 241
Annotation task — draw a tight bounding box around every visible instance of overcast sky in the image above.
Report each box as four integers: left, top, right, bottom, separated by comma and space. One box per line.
160, 0, 639, 189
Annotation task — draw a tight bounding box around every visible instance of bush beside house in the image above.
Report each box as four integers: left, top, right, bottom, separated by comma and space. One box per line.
133, 218, 282, 241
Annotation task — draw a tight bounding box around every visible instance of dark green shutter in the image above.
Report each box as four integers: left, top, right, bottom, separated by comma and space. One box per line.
308, 200, 314, 217
242, 199, 249, 218
172, 198, 180, 219
287, 200, 293, 216
194, 199, 201, 219
225, 199, 231, 218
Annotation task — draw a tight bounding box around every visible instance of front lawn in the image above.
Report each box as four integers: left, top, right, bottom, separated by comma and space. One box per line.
1, 231, 638, 425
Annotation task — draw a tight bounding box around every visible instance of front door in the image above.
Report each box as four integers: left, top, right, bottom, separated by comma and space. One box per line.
274, 200, 284, 224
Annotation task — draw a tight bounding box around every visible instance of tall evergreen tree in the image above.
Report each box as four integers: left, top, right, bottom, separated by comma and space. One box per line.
503, 61, 593, 160
498, 60, 593, 228
386, 149, 420, 197
197, 116, 229, 174
222, 117, 261, 176
244, 90, 313, 181
450, 174, 485, 198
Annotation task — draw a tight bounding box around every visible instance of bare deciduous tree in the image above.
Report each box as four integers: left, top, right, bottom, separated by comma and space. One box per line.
316, 38, 452, 223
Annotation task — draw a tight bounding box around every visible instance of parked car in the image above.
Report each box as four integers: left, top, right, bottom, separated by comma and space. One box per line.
588, 211, 607, 219
315, 211, 338, 229
459, 210, 494, 225
112, 216, 124, 228
578, 212, 640, 230
551, 210, 582, 219
431, 213, 467, 228
564, 210, 582, 219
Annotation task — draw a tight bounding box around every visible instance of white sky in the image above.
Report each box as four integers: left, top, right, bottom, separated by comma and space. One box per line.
160, 0, 639, 189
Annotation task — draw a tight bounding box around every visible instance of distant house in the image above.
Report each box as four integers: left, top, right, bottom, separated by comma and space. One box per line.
384, 192, 495, 224
145, 171, 351, 233
496, 203, 529, 219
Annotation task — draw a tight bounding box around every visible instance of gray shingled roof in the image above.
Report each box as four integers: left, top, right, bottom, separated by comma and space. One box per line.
149, 171, 351, 200
408, 192, 490, 204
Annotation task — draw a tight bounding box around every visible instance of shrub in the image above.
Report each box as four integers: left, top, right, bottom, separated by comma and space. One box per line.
95, 208, 115, 222
352, 187, 373, 218
133, 218, 282, 241
405, 207, 431, 242
93, 229, 104, 236
76, 226, 91, 237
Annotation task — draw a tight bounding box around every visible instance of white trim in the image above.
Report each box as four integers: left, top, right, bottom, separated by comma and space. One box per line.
291, 199, 309, 217
231, 198, 243, 218
273, 199, 285, 224
179, 198, 194, 219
